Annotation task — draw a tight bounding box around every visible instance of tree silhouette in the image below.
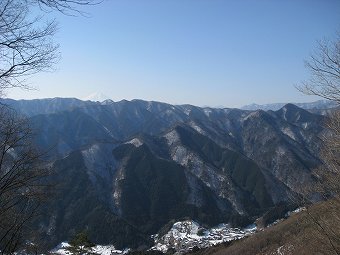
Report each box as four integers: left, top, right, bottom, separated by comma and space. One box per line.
67, 231, 96, 255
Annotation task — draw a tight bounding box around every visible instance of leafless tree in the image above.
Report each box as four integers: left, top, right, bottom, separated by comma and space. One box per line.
33, 0, 100, 14
296, 34, 340, 192
316, 111, 340, 198
0, 106, 49, 253
0, 0, 99, 96
0, 0, 59, 95
297, 36, 340, 104
0, 0, 99, 252
298, 35, 340, 255
301, 36, 340, 197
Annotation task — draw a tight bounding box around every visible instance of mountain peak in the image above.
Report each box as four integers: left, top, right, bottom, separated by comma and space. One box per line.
82, 92, 110, 102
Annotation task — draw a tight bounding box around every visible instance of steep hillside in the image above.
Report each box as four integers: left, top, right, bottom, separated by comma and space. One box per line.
189, 199, 340, 255
34, 150, 151, 249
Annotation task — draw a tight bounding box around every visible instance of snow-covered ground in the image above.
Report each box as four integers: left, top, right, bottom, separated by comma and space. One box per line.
51, 242, 129, 255
50, 208, 306, 254
150, 220, 256, 254
50, 221, 256, 255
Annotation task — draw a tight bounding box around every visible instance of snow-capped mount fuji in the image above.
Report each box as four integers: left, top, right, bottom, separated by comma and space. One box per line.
82, 92, 111, 102
0, 97, 328, 251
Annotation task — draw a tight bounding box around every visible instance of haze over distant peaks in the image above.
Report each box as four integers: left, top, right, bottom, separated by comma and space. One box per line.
241, 100, 337, 111
82, 92, 110, 102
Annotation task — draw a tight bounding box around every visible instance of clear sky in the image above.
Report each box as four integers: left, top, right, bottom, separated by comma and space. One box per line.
7, 0, 340, 107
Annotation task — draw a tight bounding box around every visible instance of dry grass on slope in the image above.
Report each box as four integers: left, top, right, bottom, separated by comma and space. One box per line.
189, 199, 340, 255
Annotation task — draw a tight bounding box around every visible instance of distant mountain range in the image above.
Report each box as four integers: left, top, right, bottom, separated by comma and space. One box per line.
0, 98, 332, 250
241, 100, 338, 111
80, 94, 338, 112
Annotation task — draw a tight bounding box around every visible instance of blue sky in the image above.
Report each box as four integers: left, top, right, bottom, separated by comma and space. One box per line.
8, 0, 340, 107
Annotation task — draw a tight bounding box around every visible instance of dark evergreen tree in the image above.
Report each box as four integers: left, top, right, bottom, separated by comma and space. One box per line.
67, 231, 96, 255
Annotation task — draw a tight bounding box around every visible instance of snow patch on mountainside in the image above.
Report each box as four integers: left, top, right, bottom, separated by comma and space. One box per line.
172, 146, 218, 189
164, 130, 181, 146
242, 111, 261, 122
203, 108, 212, 117
112, 158, 129, 215
281, 127, 297, 141
282, 107, 288, 121
52, 242, 128, 255
125, 138, 143, 147
103, 126, 115, 138
189, 121, 206, 135
184, 108, 191, 116
167, 143, 244, 213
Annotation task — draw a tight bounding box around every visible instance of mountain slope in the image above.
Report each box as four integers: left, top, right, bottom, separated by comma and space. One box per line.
189, 200, 340, 255
35, 150, 150, 249
0, 98, 327, 249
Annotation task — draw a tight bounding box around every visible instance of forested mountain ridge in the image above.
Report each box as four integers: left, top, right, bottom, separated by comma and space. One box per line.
0, 98, 328, 249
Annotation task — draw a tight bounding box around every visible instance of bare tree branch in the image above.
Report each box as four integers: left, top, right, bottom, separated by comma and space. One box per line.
0, 0, 99, 94
297, 35, 340, 255
0, 0, 59, 92
0, 106, 49, 253
0, 0, 99, 252
297, 36, 340, 104
32, 0, 102, 15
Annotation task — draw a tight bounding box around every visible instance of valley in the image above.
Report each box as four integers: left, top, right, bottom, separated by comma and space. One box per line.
0, 98, 334, 253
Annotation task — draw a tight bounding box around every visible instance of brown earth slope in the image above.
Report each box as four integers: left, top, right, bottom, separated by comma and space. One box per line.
189, 199, 340, 255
